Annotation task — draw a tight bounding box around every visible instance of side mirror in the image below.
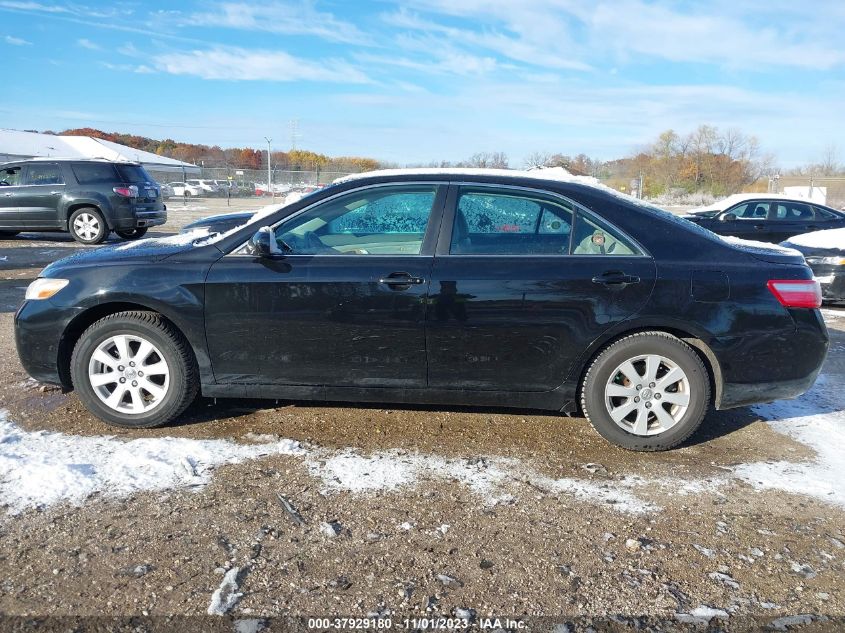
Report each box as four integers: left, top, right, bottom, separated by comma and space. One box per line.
249, 226, 282, 258
721, 213, 737, 222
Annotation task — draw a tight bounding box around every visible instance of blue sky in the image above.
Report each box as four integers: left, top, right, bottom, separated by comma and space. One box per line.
1, 0, 843, 167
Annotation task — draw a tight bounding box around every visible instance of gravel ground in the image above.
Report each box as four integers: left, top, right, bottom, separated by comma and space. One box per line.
0, 206, 844, 630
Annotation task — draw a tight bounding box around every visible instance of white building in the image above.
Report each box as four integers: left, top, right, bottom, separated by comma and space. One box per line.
0, 129, 200, 178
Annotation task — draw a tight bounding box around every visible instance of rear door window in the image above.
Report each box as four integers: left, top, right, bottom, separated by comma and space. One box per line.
72, 162, 118, 184
571, 212, 639, 256
450, 188, 573, 255
774, 201, 814, 220
24, 163, 64, 186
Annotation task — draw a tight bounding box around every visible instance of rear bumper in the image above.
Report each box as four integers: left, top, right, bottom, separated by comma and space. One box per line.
112, 209, 167, 230
714, 308, 829, 409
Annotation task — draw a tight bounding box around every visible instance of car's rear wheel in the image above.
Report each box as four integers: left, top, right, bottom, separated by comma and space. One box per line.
70, 311, 199, 428
581, 332, 710, 451
115, 227, 148, 240
69, 207, 109, 244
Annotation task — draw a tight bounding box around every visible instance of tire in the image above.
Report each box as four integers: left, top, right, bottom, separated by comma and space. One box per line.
70, 311, 199, 428
580, 332, 711, 451
115, 227, 148, 240
0, 230, 19, 238
69, 207, 109, 244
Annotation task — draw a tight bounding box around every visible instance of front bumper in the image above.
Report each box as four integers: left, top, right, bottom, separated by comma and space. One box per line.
14, 299, 81, 387
809, 264, 845, 303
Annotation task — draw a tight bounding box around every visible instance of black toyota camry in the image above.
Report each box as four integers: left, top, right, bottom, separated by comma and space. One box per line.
14, 169, 829, 451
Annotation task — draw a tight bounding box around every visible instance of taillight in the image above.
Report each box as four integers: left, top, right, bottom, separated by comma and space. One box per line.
767, 279, 822, 309
113, 185, 139, 198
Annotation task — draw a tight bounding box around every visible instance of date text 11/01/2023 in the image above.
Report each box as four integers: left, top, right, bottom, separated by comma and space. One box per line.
306, 617, 528, 630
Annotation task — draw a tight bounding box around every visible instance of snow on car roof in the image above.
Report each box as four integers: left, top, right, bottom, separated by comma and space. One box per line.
691, 192, 814, 213
335, 166, 602, 187
786, 227, 845, 250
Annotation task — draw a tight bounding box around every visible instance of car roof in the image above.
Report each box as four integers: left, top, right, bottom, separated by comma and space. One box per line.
691, 192, 823, 212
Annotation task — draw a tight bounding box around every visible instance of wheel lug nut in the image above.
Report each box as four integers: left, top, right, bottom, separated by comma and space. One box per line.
131, 380, 138, 387
654, 393, 661, 399
118, 365, 124, 371
636, 384, 642, 390
119, 378, 126, 383
634, 396, 640, 402
129, 362, 135, 367
138, 371, 144, 377
649, 382, 655, 388
645, 402, 652, 409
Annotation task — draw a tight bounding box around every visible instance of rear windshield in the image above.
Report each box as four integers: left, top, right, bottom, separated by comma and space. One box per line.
115, 164, 153, 183
72, 162, 118, 184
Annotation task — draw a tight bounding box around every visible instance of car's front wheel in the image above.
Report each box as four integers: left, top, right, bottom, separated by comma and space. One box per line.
581, 332, 711, 451
70, 311, 199, 428
115, 227, 148, 240
69, 207, 109, 244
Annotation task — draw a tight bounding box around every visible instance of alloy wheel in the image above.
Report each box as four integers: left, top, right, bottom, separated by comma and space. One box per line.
604, 353, 691, 436
73, 213, 101, 241
88, 334, 170, 414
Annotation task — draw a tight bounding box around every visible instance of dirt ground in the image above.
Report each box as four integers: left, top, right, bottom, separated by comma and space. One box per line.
0, 205, 844, 630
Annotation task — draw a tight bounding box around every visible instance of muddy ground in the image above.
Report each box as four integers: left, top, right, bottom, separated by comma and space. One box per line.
0, 204, 843, 630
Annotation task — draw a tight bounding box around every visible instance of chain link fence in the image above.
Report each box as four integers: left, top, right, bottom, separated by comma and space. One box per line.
146, 167, 359, 195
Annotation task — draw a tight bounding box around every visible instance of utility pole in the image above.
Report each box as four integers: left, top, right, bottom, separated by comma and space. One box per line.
264, 137, 272, 198
289, 119, 300, 151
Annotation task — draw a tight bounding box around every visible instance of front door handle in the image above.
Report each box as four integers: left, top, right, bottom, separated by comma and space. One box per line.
50, 191, 62, 195
592, 271, 640, 286
379, 272, 425, 289
3, 193, 11, 197
754, 224, 766, 230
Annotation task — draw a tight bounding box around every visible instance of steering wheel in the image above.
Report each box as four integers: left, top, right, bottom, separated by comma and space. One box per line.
279, 231, 336, 254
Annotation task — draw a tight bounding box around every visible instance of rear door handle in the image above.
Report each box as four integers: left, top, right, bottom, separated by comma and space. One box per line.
379, 272, 425, 288
754, 224, 766, 230
592, 271, 640, 286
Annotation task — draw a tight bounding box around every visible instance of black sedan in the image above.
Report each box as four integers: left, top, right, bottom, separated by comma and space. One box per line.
14, 170, 829, 451
781, 227, 845, 303
683, 194, 845, 243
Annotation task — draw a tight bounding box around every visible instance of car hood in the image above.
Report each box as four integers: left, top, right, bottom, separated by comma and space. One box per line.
682, 209, 719, 220
41, 231, 214, 277
181, 211, 255, 233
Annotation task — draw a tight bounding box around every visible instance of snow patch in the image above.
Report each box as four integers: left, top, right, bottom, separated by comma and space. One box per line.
0, 411, 304, 514
733, 374, 845, 509
786, 227, 845, 250
207, 566, 243, 615
113, 229, 209, 251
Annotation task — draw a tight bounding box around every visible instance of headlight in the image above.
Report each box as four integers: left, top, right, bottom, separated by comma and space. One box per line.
25, 278, 69, 301
819, 256, 845, 266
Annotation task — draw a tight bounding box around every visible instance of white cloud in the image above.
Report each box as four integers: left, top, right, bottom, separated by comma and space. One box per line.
3, 34, 31, 45
152, 46, 371, 84
76, 37, 99, 50
189, 1, 369, 45
392, 0, 845, 71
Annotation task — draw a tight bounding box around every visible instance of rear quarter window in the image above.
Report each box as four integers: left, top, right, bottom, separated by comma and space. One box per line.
115, 164, 152, 183
72, 163, 118, 184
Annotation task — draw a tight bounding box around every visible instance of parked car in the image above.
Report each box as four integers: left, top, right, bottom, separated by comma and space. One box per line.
0, 158, 166, 244
781, 227, 845, 304
186, 179, 222, 196
159, 183, 174, 200
15, 169, 828, 451
683, 193, 845, 243
166, 182, 202, 197
180, 193, 307, 235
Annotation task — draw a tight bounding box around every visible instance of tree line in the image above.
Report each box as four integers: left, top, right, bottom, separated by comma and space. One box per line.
41, 126, 844, 197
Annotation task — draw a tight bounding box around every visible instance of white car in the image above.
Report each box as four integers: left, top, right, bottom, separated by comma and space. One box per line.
167, 182, 203, 197
186, 179, 223, 196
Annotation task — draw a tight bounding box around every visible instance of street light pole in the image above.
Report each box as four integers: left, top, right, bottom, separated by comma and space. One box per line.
264, 137, 273, 198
